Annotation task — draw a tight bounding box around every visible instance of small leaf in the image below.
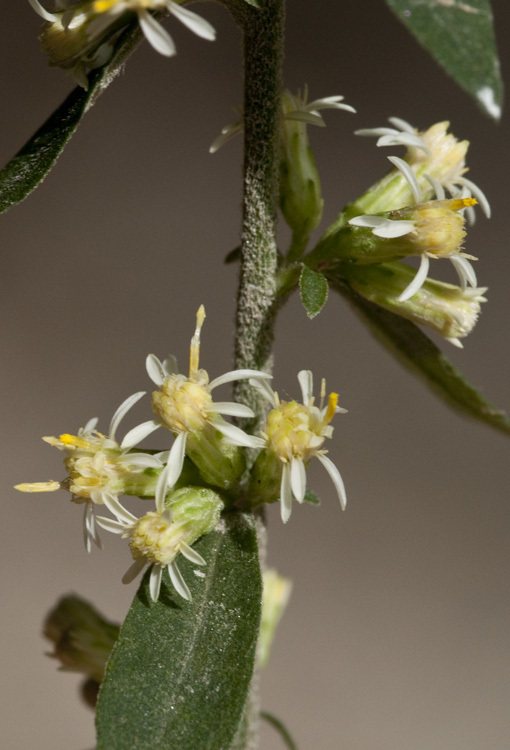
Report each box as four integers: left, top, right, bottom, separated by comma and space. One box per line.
0, 23, 144, 216
96, 512, 262, 749
304, 489, 321, 505
385, 0, 503, 120
260, 711, 298, 750
335, 281, 510, 436
299, 266, 329, 319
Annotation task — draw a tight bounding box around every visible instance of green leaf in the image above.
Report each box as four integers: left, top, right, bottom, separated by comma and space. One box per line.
304, 489, 321, 505
385, 0, 503, 120
299, 266, 329, 319
0, 23, 144, 216
95, 512, 262, 749
335, 281, 510, 436
260, 712, 298, 750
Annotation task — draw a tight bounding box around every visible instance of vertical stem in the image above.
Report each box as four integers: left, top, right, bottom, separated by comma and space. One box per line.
228, 0, 285, 424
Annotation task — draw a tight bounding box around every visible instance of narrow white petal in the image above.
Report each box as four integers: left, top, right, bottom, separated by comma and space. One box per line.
446, 337, 464, 348
280, 464, 293, 523
209, 418, 266, 448
138, 10, 176, 57
450, 255, 477, 289
96, 516, 128, 534
167, 431, 186, 487
372, 220, 416, 238
398, 256, 430, 301
424, 173, 445, 200
378, 133, 431, 154
120, 419, 160, 449
168, 561, 191, 600
146, 353, 166, 386
355, 127, 400, 137
248, 378, 276, 406
388, 116, 415, 133
349, 215, 388, 229
82, 417, 98, 435
124, 452, 164, 468
179, 542, 206, 566
285, 111, 326, 127
167, 1, 216, 40
316, 454, 347, 510
122, 558, 146, 585
109, 391, 146, 441
208, 402, 255, 418
83, 504, 92, 553
162, 355, 178, 376
149, 565, 164, 601
209, 369, 272, 391
297, 370, 313, 405
28, 0, 57, 21
388, 156, 422, 204
290, 457, 306, 503
101, 493, 138, 524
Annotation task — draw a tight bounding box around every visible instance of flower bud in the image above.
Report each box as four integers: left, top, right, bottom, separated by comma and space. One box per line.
44, 595, 119, 684
279, 90, 323, 240
343, 261, 487, 345
258, 569, 292, 667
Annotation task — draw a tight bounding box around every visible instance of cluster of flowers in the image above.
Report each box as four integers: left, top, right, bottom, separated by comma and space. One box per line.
16, 307, 347, 602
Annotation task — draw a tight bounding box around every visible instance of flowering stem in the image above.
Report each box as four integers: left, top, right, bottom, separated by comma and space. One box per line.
225, 0, 285, 425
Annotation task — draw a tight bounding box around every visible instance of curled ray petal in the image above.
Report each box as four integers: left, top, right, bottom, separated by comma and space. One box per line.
146, 354, 166, 386
285, 111, 326, 127
82, 417, 98, 435
449, 255, 477, 289
149, 565, 164, 602
388, 116, 415, 133
155, 457, 173, 513
95, 516, 128, 534
280, 463, 293, 523
123, 453, 164, 468
316, 454, 347, 511
388, 156, 423, 203
102, 493, 138, 524
28, 0, 57, 21
120, 419, 160, 450
179, 542, 206, 566
290, 457, 306, 503
209, 418, 266, 448
209, 368, 272, 390
162, 355, 178, 376
424, 173, 445, 200
138, 10, 176, 57
297, 370, 313, 405
168, 561, 191, 600
349, 215, 388, 228
456, 177, 491, 218
355, 127, 400, 137
167, 1, 216, 40
208, 401, 255, 418
122, 558, 146, 585
372, 219, 416, 238
248, 377, 276, 406
398, 255, 430, 302
108, 391, 146, 441
378, 133, 430, 154
167, 431, 186, 487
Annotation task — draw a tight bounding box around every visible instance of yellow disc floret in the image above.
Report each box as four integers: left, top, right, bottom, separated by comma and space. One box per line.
129, 511, 182, 565
152, 374, 212, 433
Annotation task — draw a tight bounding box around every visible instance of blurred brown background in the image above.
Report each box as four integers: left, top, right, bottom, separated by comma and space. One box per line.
2, 1, 510, 748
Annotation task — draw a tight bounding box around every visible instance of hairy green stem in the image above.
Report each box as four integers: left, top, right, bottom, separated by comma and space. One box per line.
226, 0, 285, 428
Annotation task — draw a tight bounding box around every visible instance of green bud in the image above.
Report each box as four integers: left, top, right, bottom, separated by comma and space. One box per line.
186, 424, 245, 493
279, 90, 323, 241
343, 262, 487, 345
258, 569, 292, 667
164, 486, 224, 547
43, 595, 119, 684
248, 449, 282, 507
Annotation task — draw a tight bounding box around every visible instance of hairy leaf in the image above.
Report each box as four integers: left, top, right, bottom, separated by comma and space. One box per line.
385, 0, 503, 120
299, 266, 329, 319
335, 281, 510, 436
0, 23, 144, 216
96, 512, 262, 749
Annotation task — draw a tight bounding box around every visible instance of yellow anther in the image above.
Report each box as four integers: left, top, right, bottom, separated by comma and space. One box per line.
189, 305, 206, 377
58, 434, 91, 450
450, 197, 477, 211
14, 480, 61, 493
93, 0, 119, 12
322, 393, 339, 426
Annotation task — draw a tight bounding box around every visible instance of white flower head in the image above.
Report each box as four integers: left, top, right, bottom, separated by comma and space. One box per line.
125, 305, 270, 502
251, 371, 347, 523
349, 156, 479, 302
14, 392, 165, 551
355, 117, 490, 222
